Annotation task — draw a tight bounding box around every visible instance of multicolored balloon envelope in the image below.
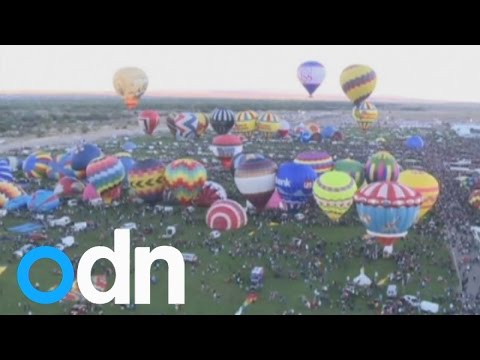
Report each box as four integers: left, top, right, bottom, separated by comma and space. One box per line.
232, 153, 266, 176
352, 102, 379, 132
167, 113, 199, 140
210, 135, 244, 170
28, 190, 60, 213
0, 182, 25, 209
235, 158, 277, 211
405, 136, 425, 151
86, 156, 125, 204
258, 112, 281, 138
54, 177, 85, 198
53, 152, 77, 179
138, 110, 160, 136
23, 151, 53, 179
165, 159, 207, 206
195, 181, 227, 208
210, 109, 236, 135
470, 190, 480, 210
297, 61, 326, 97
313, 171, 358, 222
206, 200, 248, 231
335, 159, 365, 188
235, 111, 258, 136
0, 160, 14, 183
129, 159, 167, 204
355, 182, 423, 243
365, 151, 400, 184
398, 170, 440, 221
340, 65, 377, 105
196, 113, 210, 137
294, 151, 333, 176
113, 67, 148, 110
71, 144, 103, 180
276, 163, 317, 212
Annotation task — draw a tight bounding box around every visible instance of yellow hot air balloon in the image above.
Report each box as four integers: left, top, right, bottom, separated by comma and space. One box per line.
313, 171, 358, 222
113, 67, 149, 110
398, 170, 440, 221
340, 65, 377, 106
352, 102, 379, 132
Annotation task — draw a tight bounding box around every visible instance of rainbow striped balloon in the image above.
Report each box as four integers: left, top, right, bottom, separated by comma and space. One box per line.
165, 159, 207, 206
294, 151, 333, 176
206, 200, 248, 231
86, 156, 125, 204
23, 151, 53, 179
365, 151, 400, 184
341, 65, 377, 106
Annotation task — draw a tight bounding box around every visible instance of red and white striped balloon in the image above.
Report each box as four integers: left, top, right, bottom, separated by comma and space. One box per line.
206, 200, 248, 231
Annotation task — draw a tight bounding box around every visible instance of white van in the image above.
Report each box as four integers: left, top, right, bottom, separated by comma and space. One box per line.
73, 222, 88, 232
420, 301, 440, 314
48, 217, 72, 228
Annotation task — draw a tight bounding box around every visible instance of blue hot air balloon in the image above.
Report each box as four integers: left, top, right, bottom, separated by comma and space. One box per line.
405, 136, 425, 151
300, 131, 313, 144
276, 162, 317, 212
71, 144, 103, 176
0, 160, 14, 183
28, 190, 60, 213
297, 61, 327, 98
322, 126, 337, 139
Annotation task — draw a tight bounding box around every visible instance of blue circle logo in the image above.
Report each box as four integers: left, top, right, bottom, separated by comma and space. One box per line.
17, 247, 74, 305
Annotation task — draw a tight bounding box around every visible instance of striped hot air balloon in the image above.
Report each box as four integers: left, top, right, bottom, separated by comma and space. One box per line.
28, 190, 60, 213
341, 65, 377, 106
276, 163, 317, 212
335, 159, 365, 188
313, 171, 358, 222
195, 181, 227, 208
210, 135, 244, 170
72, 144, 103, 180
235, 158, 277, 211
0, 182, 25, 209
86, 156, 126, 204
365, 151, 400, 184
258, 112, 281, 139
235, 111, 258, 136
138, 110, 160, 136
129, 159, 167, 204
115, 152, 136, 186
294, 151, 333, 176
206, 200, 247, 231
0, 160, 14, 183
23, 151, 53, 179
211, 108, 236, 135
352, 102, 379, 132
232, 153, 266, 176
167, 113, 200, 140
398, 170, 440, 221
355, 182, 423, 246
165, 159, 207, 206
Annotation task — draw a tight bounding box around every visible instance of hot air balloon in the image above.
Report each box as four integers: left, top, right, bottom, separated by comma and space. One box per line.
0, 182, 25, 209
340, 65, 377, 105
235, 111, 258, 136
129, 159, 167, 204
211, 108, 236, 135
232, 153, 266, 176
0, 157, 22, 172
86, 156, 126, 204
276, 163, 317, 212
167, 113, 200, 140
355, 182, 423, 246
322, 126, 337, 140
398, 170, 440, 221
405, 136, 425, 151
113, 67, 149, 110
469, 190, 480, 210
0, 160, 14, 183
196, 113, 210, 137
278, 120, 291, 139
332, 131, 345, 142
165, 159, 207, 206
313, 171, 358, 222
195, 181, 227, 208
115, 152, 136, 186
207, 200, 248, 231
54, 177, 85, 198
297, 61, 326, 98
71, 144, 103, 180
235, 158, 277, 211
300, 131, 313, 144
83, 184, 101, 203
335, 159, 365, 188
138, 110, 160, 136
28, 190, 60, 213
306, 123, 321, 135
365, 151, 400, 184
294, 151, 333, 176
258, 112, 281, 139
23, 151, 53, 179
209, 135, 244, 170
352, 102, 379, 132
53, 152, 77, 179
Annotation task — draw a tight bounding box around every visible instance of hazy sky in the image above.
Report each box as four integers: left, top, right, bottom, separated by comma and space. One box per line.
1, 45, 480, 102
